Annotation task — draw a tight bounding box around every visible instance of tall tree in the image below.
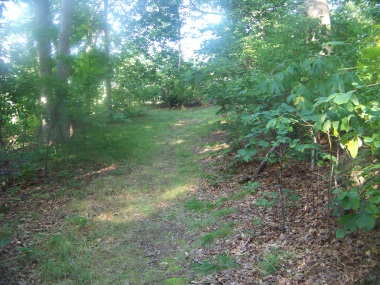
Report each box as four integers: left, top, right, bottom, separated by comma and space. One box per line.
304, 0, 331, 30
34, 0, 53, 139
55, 0, 74, 141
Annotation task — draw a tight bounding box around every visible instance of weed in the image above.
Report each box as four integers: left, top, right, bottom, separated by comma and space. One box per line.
243, 181, 260, 194
212, 207, 237, 218
259, 247, 292, 276
192, 254, 239, 274
200, 227, 234, 246
67, 215, 88, 229
253, 217, 265, 228
215, 196, 229, 206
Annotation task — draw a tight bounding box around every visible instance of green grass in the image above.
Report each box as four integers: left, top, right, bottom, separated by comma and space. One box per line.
199, 226, 234, 246
185, 197, 216, 212
192, 254, 239, 274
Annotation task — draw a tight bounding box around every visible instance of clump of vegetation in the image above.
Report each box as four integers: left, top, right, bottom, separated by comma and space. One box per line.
259, 247, 292, 276
192, 254, 239, 274
185, 198, 216, 212
199, 226, 234, 246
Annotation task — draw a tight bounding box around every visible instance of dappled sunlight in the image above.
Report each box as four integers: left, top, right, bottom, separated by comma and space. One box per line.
97, 212, 114, 222
174, 119, 201, 126
169, 139, 185, 145
160, 182, 197, 201
74, 164, 117, 181
199, 142, 230, 154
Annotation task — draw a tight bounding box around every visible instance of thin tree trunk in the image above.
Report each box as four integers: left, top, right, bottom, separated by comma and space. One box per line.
103, 0, 113, 118
55, 0, 74, 142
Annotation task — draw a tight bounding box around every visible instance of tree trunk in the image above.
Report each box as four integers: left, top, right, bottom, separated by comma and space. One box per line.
34, 0, 53, 141
103, 0, 113, 118
55, 0, 74, 142
304, 0, 331, 31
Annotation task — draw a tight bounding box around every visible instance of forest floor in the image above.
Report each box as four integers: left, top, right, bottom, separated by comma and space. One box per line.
0, 107, 379, 285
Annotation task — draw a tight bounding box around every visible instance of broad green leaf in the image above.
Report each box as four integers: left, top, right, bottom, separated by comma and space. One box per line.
339, 214, 357, 233
322, 119, 331, 133
314, 96, 332, 107
362, 46, 380, 60
266, 118, 277, 129
313, 113, 327, 132
336, 228, 346, 238
350, 94, 359, 106
364, 136, 374, 143
345, 102, 354, 112
341, 117, 350, 132
332, 121, 339, 137
333, 92, 353, 105
289, 139, 300, 148
319, 153, 337, 162
356, 212, 376, 231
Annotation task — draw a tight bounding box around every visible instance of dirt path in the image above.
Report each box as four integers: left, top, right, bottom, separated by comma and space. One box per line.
0, 108, 222, 285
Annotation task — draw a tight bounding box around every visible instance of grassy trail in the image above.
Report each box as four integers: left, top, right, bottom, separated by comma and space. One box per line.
38, 107, 221, 284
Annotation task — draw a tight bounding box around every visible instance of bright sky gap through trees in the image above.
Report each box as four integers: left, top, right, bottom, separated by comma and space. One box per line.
3, 0, 222, 60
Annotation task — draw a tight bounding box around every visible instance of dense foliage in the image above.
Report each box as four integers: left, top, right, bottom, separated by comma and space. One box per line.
195, 0, 380, 237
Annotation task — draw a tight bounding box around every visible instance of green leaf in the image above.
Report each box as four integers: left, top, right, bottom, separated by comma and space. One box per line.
350, 94, 359, 106
362, 46, 380, 60
339, 214, 357, 233
336, 228, 346, 238
322, 119, 331, 133
327, 41, 345, 46
341, 117, 350, 132
356, 211, 376, 231
266, 118, 277, 129
333, 92, 353, 105
256, 198, 269, 207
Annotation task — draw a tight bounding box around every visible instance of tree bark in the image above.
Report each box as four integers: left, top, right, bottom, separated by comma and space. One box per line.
34, 0, 53, 141
55, 0, 74, 142
304, 0, 331, 31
